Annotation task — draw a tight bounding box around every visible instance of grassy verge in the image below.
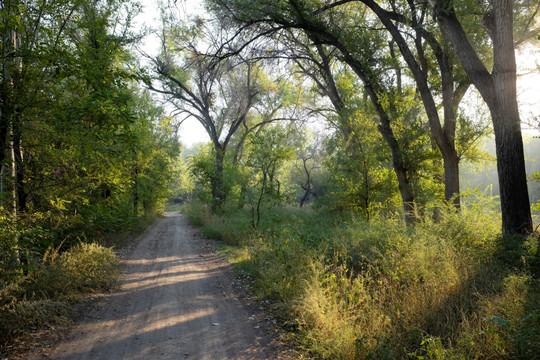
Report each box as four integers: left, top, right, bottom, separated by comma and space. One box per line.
0, 213, 159, 356
0, 243, 118, 351
184, 199, 540, 359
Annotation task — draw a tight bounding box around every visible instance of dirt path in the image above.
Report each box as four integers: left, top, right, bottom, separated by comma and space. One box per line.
27, 212, 289, 360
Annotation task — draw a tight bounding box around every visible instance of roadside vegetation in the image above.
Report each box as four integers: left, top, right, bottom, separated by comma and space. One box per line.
0, 242, 118, 342
184, 197, 539, 359
0, 0, 178, 353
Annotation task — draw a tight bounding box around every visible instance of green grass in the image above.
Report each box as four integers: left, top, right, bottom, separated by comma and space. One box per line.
0, 212, 160, 354
184, 199, 540, 359
0, 242, 120, 345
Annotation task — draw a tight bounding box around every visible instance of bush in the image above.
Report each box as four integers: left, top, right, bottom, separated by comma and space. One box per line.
0, 242, 119, 344
57, 242, 119, 292
184, 197, 540, 359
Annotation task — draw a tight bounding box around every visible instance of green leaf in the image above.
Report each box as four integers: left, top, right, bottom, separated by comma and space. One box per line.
485, 316, 511, 327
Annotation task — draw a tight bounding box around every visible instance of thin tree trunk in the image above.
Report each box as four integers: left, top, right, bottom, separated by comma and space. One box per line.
1, 27, 17, 211
212, 143, 226, 209
309, 41, 417, 224
299, 158, 311, 207
132, 162, 139, 215
345, 57, 416, 225
363, 0, 461, 207
13, 118, 26, 212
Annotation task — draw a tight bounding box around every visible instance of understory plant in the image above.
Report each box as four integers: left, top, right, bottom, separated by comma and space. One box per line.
0, 242, 119, 345
184, 194, 540, 359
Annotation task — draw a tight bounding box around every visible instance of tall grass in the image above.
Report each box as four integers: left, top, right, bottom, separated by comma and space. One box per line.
184, 196, 540, 359
0, 205, 159, 356
0, 243, 119, 346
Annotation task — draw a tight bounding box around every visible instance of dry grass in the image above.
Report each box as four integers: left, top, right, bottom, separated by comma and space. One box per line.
0, 242, 120, 347
184, 198, 540, 359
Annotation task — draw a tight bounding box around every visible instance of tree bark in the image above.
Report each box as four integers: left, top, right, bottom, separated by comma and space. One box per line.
132, 154, 139, 215
362, 0, 461, 207
1, 27, 20, 214
299, 157, 312, 207
13, 118, 26, 212
212, 143, 226, 209
434, 0, 533, 234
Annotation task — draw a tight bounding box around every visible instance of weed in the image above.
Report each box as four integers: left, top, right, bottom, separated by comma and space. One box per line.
0, 242, 120, 347
183, 200, 540, 359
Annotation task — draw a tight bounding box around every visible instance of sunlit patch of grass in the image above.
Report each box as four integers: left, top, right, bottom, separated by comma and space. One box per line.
0, 242, 120, 346
183, 198, 540, 359
217, 245, 255, 279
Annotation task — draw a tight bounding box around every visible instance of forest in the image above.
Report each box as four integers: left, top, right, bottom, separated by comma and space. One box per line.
1, 0, 539, 359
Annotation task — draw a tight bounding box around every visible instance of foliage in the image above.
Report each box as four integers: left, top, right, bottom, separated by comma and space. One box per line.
184, 192, 540, 359
0, 0, 179, 350
0, 242, 119, 344
0, 0, 178, 273
244, 125, 296, 226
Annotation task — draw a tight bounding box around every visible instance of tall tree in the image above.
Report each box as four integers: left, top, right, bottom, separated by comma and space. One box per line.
209, 0, 439, 222
432, 0, 534, 234
288, 36, 425, 221
149, 48, 259, 206
147, 16, 302, 208
245, 124, 294, 226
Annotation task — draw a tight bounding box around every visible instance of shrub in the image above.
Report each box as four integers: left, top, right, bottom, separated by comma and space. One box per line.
184, 198, 539, 359
0, 242, 119, 345
58, 242, 119, 292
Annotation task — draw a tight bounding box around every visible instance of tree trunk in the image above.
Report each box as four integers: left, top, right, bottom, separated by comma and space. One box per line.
0, 95, 11, 206
132, 161, 139, 215
491, 1, 532, 235
212, 144, 226, 209
299, 158, 311, 207
0, 96, 8, 171
435, 0, 533, 234
363, 0, 461, 207
442, 150, 459, 207
492, 106, 532, 234
13, 118, 26, 212
439, 54, 460, 208
394, 165, 415, 225
1, 27, 21, 215
344, 56, 416, 225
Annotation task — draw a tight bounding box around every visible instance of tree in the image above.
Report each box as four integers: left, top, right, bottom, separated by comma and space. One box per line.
0, 0, 73, 213
245, 125, 294, 226
291, 39, 428, 219
295, 137, 320, 208
209, 0, 438, 223
127, 90, 180, 215
433, 0, 534, 234
149, 46, 258, 206
147, 16, 303, 209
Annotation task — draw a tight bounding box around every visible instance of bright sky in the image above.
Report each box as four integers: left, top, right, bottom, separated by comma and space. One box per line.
135, 0, 210, 147
516, 44, 540, 132
134, 1, 540, 146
